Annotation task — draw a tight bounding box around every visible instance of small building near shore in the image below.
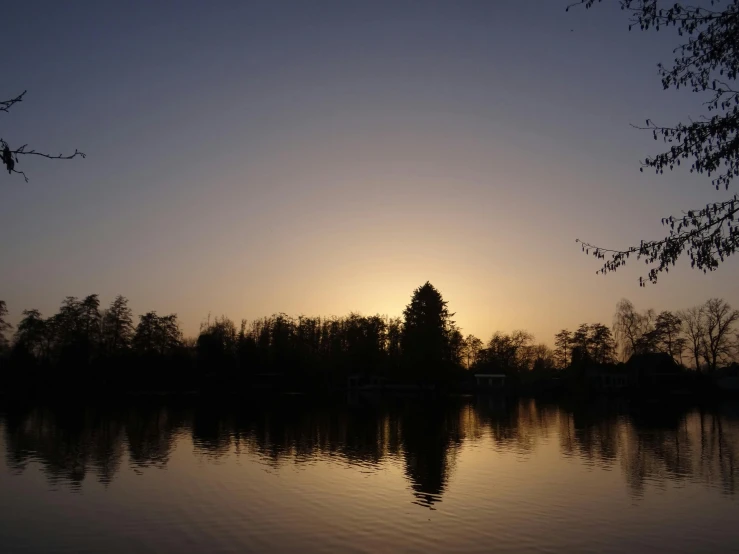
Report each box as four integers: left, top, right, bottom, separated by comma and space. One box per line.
474, 374, 506, 389
588, 369, 629, 391
251, 372, 284, 390
347, 374, 387, 390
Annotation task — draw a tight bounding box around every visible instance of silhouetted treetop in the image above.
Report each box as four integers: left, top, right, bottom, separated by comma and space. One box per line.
701, 298, 739, 372
646, 311, 686, 363
402, 282, 456, 372
1, 90, 85, 182
613, 298, 653, 360
554, 329, 573, 369
0, 300, 11, 351
566, 323, 616, 366
570, 1, 739, 284
102, 295, 134, 353
403, 283, 451, 329
479, 330, 533, 373
461, 334, 483, 369
14, 308, 48, 359
133, 312, 182, 355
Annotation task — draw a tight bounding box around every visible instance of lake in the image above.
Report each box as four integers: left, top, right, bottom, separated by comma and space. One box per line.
0, 395, 738, 553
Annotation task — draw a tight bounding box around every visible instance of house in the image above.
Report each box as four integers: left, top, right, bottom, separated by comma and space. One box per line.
717, 376, 739, 392
627, 352, 683, 390
717, 363, 739, 393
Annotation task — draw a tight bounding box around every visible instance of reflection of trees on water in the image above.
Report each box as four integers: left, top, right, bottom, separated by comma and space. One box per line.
558, 400, 625, 469
624, 408, 738, 496
1, 398, 737, 501
556, 400, 739, 496
126, 404, 187, 469
2, 405, 126, 488
399, 403, 466, 508
190, 402, 402, 469
479, 398, 561, 455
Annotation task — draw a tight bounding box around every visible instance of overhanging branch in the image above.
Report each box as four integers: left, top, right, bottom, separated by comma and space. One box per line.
0, 90, 85, 182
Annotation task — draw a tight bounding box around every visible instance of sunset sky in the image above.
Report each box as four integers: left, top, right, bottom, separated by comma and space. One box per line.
1, 0, 737, 345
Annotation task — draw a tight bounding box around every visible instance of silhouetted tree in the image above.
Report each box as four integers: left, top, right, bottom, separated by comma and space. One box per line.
634, 326, 660, 356
530, 343, 556, 372
1, 90, 85, 182
572, 1, 739, 284
554, 329, 572, 369
45, 296, 100, 366
614, 299, 639, 360
197, 315, 239, 372
0, 300, 11, 352
571, 324, 591, 365
49, 297, 84, 352
446, 325, 464, 367
133, 312, 182, 356
386, 316, 403, 371
271, 313, 296, 370
14, 309, 48, 360
680, 305, 707, 371
461, 334, 483, 369
402, 282, 455, 378
480, 330, 534, 373
568, 323, 616, 366
588, 323, 617, 365
293, 315, 321, 373
343, 313, 386, 373
80, 294, 101, 346
102, 295, 134, 353
613, 299, 654, 360
701, 298, 739, 372
651, 311, 686, 364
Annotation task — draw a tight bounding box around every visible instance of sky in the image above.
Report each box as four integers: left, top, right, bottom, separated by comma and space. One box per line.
1, 0, 737, 344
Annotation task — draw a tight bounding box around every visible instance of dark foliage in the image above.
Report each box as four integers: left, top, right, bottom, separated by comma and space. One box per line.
0, 283, 467, 393
1, 288, 736, 394
401, 282, 459, 380
0, 301, 11, 353
570, 1, 739, 284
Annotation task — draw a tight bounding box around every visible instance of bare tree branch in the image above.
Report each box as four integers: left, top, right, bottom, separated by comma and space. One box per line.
0, 90, 85, 182
0, 90, 26, 114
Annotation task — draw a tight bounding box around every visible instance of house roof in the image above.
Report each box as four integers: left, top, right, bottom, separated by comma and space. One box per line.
627, 352, 679, 370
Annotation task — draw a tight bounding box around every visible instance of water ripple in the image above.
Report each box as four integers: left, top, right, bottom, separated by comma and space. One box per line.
0, 398, 737, 553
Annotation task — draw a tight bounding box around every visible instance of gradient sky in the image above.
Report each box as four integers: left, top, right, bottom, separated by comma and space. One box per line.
1, 0, 737, 344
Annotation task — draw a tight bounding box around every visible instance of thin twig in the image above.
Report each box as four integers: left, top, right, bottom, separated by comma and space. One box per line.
10, 168, 29, 183
0, 91, 26, 114
11, 144, 86, 161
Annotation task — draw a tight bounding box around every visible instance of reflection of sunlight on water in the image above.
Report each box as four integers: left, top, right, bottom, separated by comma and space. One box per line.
0, 399, 738, 552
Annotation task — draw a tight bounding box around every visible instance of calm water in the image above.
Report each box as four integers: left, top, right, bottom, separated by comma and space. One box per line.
1, 396, 738, 554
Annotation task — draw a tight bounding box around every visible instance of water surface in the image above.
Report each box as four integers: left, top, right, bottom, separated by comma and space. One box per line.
1, 396, 738, 553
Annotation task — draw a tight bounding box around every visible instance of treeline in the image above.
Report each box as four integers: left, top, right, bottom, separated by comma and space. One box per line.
0, 295, 188, 390
0, 283, 468, 391
464, 325, 616, 377
551, 298, 739, 372
1, 285, 738, 393
623, 298, 739, 372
